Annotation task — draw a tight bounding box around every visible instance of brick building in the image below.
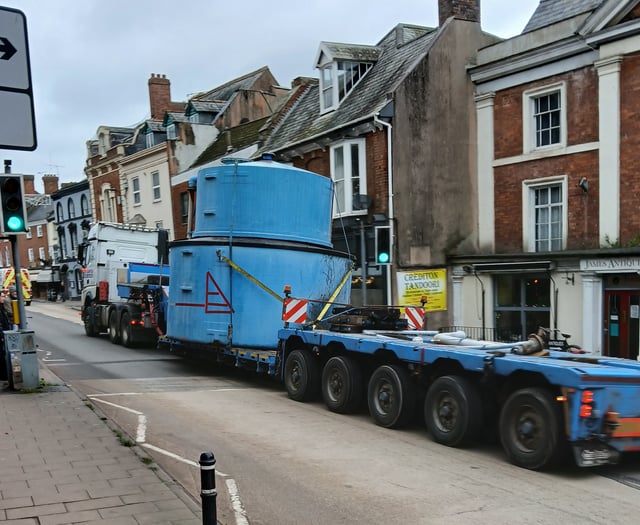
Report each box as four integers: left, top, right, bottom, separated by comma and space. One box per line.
456, 0, 640, 357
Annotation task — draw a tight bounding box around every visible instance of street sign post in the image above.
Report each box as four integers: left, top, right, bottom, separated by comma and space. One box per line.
0, 6, 36, 150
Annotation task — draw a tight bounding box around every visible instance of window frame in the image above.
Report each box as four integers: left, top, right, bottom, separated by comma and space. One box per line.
81, 195, 90, 216
319, 60, 372, 113
522, 175, 568, 252
151, 171, 161, 201
132, 177, 141, 205
522, 82, 567, 154
494, 274, 552, 341
36, 224, 43, 238
330, 138, 367, 218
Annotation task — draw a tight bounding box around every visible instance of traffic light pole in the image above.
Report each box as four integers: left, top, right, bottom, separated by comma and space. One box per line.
9, 234, 27, 330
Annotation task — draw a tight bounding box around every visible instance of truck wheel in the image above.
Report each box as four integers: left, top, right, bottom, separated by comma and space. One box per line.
367, 364, 415, 428
120, 311, 134, 348
424, 375, 482, 447
108, 310, 120, 344
499, 387, 563, 470
284, 349, 319, 402
321, 355, 362, 414
83, 305, 97, 337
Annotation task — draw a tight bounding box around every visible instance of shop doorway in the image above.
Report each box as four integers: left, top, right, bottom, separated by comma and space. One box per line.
604, 290, 640, 360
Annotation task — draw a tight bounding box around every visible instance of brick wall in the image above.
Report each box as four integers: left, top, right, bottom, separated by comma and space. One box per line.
291, 129, 389, 217
620, 52, 640, 244
493, 66, 600, 252
171, 180, 190, 240
148, 74, 171, 121
494, 151, 599, 252
494, 67, 598, 159
438, 0, 479, 25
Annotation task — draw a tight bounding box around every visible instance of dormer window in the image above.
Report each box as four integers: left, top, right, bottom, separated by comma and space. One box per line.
315, 42, 380, 113
320, 61, 373, 112
145, 128, 154, 148
186, 105, 199, 124
166, 122, 176, 140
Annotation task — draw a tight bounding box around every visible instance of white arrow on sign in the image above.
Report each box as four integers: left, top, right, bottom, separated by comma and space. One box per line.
0, 5, 36, 151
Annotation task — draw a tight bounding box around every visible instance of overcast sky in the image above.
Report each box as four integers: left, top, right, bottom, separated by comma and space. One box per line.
1, 0, 539, 192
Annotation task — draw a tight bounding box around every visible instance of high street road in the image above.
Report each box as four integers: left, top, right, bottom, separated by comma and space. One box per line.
25, 300, 640, 525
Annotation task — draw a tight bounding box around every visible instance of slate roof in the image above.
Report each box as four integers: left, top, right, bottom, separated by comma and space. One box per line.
191, 116, 270, 168
523, 0, 605, 33
319, 42, 382, 62
188, 100, 225, 113
193, 66, 271, 102
259, 24, 436, 155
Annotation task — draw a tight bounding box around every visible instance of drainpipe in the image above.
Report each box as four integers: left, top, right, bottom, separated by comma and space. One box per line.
374, 113, 393, 305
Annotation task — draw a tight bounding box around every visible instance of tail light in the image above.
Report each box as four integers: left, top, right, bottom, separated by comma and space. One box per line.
579, 390, 595, 418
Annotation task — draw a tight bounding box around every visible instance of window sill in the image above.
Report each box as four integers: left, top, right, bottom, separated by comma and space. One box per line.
494, 141, 599, 167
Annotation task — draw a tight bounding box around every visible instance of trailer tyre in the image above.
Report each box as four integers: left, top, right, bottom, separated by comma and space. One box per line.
83, 304, 97, 337
499, 387, 563, 470
424, 375, 482, 447
108, 310, 120, 344
284, 349, 319, 402
322, 356, 362, 414
367, 364, 415, 428
120, 311, 134, 348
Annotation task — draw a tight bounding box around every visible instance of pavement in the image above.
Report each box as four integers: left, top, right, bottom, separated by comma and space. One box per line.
0, 299, 204, 525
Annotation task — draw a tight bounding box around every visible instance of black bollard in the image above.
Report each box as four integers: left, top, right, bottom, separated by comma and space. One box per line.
199, 451, 217, 525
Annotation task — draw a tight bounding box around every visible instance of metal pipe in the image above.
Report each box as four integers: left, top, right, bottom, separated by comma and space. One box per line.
373, 114, 393, 305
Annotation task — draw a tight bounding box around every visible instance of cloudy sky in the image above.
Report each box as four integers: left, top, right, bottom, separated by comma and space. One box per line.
1, 0, 539, 191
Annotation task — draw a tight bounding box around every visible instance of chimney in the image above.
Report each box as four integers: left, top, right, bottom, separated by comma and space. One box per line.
148, 73, 171, 120
23, 174, 35, 195
438, 0, 480, 26
42, 174, 59, 195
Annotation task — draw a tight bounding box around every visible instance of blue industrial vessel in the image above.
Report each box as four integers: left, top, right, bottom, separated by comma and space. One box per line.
166, 159, 352, 349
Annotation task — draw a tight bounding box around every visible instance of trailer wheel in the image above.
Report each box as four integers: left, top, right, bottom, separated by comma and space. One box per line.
321, 356, 362, 414
284, 349, 319, 402
120, 311, 134, 348
83, 304, 97, 337
108, 310, 120, 344
499, 387, 563, 470
424, 375, 482, 447
367, 364, 415, 428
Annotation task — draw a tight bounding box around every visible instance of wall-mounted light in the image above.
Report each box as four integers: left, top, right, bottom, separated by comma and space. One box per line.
564, 272, 575, 285
578, 177, 589, 193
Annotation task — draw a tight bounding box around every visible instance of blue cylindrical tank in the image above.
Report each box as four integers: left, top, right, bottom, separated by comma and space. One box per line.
167, 238, 352, 349
193, 159, 334, 247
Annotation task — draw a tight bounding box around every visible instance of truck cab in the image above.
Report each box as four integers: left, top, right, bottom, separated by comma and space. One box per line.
78, 222, 169, 346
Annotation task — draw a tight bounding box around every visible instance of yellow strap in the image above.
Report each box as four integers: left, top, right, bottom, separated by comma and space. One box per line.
217, 251, 283, 303
313, 267, 352, 324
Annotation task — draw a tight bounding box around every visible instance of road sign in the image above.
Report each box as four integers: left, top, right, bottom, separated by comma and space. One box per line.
0, 6, 36, 151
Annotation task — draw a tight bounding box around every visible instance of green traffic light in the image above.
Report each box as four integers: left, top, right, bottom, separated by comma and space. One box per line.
6, 215, 24, 231
377, 252, 390, 264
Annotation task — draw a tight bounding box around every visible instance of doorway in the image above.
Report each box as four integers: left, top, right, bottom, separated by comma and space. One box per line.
604, 290, 640, 360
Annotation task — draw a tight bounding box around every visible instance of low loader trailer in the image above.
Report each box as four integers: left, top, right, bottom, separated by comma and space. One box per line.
162, 300, 640, 471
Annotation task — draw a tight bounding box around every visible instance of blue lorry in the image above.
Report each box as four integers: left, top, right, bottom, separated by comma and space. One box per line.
81, 158, 640, 471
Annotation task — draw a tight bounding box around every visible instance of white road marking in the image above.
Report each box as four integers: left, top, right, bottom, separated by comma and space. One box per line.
226, 478, 250, 525
88, 393, 247, 525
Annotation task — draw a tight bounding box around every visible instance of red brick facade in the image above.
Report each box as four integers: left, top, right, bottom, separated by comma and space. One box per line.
620, 52, 640, 244
492, 65, 601, 252
290, 129, 389, 219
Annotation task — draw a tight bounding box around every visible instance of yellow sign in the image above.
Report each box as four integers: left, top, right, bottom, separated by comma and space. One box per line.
397, 269, 447, 312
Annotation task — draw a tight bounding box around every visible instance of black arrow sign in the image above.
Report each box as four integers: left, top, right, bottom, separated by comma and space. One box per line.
0, 36, 17, 60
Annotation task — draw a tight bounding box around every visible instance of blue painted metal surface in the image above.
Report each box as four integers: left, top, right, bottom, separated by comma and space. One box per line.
167, 238, 351, 349
193, 159, 335, 248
